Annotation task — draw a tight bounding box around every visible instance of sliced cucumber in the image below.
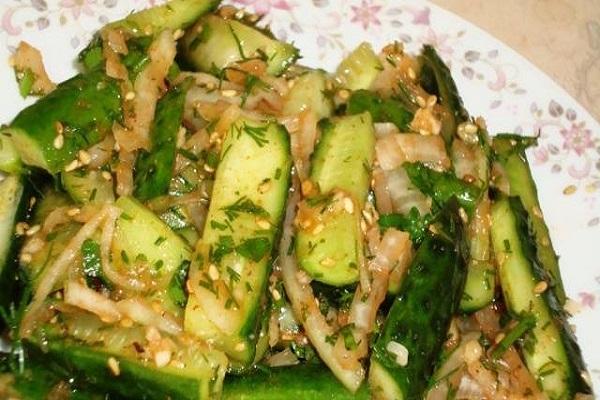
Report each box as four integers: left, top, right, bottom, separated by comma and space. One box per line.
283, 70, 333, 119
296, 113, 375, 286
135, 84, 188, 201
184, 118, 292, 365
335, 43, 382, 91
24, 332, 227, 400
490, 196, 591, 399
112, 196, 192, 312
0, 175, 30, 312
369, 227, 466, 399
106, 0, 220, 37
7, 72, 122, 174
0, 132, 22, 174
493, 135, 565, 305
182, 15, 299, 76
62, 169, 115, 205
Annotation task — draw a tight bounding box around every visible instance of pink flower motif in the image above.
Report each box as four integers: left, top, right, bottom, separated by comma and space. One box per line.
421, 27, 453, 59
350, 0, 382, 30
232, 0, 294, 15
532, 146, 549, 164
60, 0, 95, 20
579, 292, 596, 309
561, 122, 594, 156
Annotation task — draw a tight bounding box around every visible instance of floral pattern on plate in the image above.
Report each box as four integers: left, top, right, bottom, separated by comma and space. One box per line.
1, 0, 599, 389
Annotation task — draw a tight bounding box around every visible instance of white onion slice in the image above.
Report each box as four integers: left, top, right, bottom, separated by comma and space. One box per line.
64, 280, 121, 323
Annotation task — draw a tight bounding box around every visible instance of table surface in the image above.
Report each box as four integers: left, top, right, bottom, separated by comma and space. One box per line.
432, 0, 600, 123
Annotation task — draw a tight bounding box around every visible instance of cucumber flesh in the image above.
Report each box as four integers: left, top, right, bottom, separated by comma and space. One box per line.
0, 133, 22, 174
335, 42, 382, 91
184, 118, 292, 365
7, 72, 122, 174
182, 15, 299, 76
490, 196, 591, 399
62, 169, 115, 205
112, 196, 192, 313
493, 135, 565, 305
296, 113, 375, 286
283, 70, 333, 120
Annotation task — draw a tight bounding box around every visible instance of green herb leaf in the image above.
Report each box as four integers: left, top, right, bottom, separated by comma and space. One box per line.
237, 237, 271, 262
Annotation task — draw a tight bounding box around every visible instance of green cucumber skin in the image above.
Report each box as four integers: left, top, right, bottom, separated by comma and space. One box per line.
8, 72, 122, 174
106, 0, 221, 37
418, 45, 468, 144
493, 135, 566, 305
182, 15, 299, 76
134, 84, 188, 201
371, 231, 467, 399
222, 364, 370, 400
24, 339, 209, 400
0, 175, 32, 315
491, 196, 591, 398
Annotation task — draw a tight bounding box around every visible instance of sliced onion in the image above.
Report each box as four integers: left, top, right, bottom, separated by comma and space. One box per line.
279, 183, 365, 392
374, 122, 400, 138
372, 168, 393, 214
456, 375, 484, 399
115, 148, 135, 197
64, 280, 121, 323
12, 41, 55, 94
384, 167, 430, 215
100, 206, 147, 292
116, 298, 182, 336
87, 134, 115, 169
20, 206, 111, 337
265, 348, 300, 367
42, 207, 71, 233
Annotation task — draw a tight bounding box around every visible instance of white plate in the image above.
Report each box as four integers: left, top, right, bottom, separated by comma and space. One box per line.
1, 0, 598, 392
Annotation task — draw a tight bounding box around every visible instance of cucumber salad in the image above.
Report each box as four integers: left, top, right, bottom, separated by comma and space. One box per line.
0, 1, 594, 399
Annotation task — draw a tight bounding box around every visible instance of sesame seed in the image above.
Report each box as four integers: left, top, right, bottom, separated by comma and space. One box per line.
494, 333, 506, 344
125, 91, 136, 100
101, 171, 113, 181
203, 164, 215, 173
29, 197, 37, 208
107, 357, 120, 376
564, 299, 582, 315
234, 9, 245, 19
360, 219, 367, 233
15, 222, 29, 236
419, 128, 430, 136
53, 134, 64, 150
234, 342, 246, 352
407, 67, 416, 80
154, 350, 172, 368
208, 264, 220, 281
287, 79, 296, 89
255, 217, 271, 230
25, 224, 41, 236
416, 96, 426, 108
301, 180, 313, 196
386, 341, 409, 367
55, 121, 64, 135
146, 326, 161, 342
271, 288, 282, 301
464, 123, 478, 134
172, 29, 184, 40
458, 208, 469, 223
533, 281, 548, 294
312, 223, 324, 235
221, 89, 237, 97
343, 197, 354, 214
20, 253, 32, 264
426, 95, 437, 108
463, 340, 483, 364
78, 150, 91, 165
563, 185, 577, 195
67, 207, 81, 217
120, 318, 133, 328
337, 89, 350, 101
319, 257, 335, 267
64, 159, 80, 172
